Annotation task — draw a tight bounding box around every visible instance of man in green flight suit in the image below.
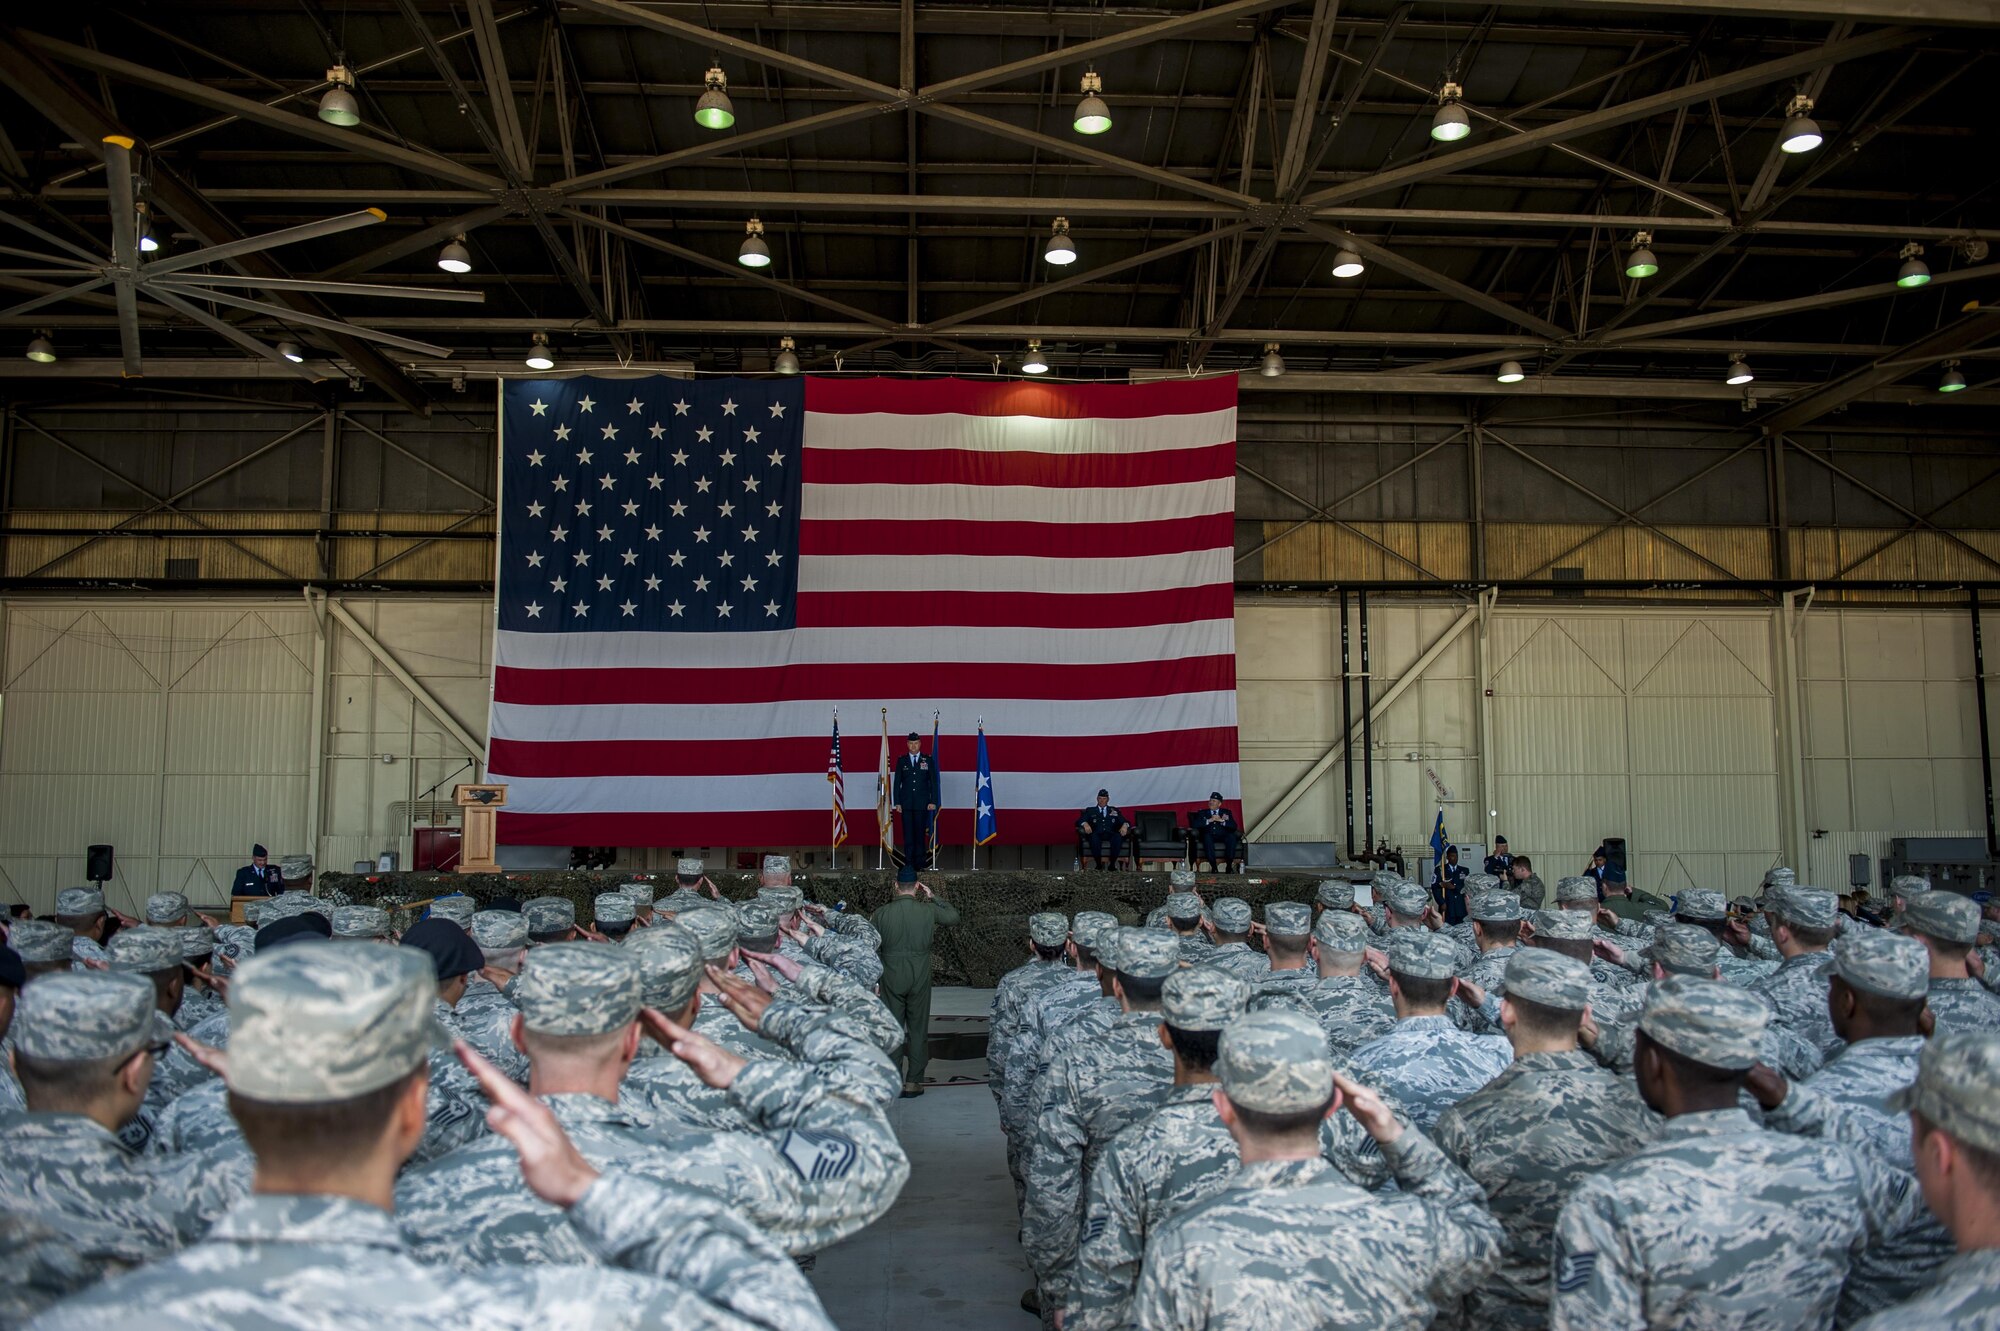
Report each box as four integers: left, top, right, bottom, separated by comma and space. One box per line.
873, 866, 961, 1098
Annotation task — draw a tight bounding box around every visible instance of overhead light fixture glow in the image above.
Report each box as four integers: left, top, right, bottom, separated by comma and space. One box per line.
437, 235, 473, 273
775, 336, 800, 376
738, 217, 772, 268
25, 332, 56, 364
277, 340, 304, 363
525, 332, 556, 372
1496, 359, 1525, 383
1044, 216, 1076, 266
1074, 69, 1111, 136
1331, 248, 1365, 278
1259, 343, 1285, 378
1625, 231, 1659, 280
1725, 353, 1755, 386
1897, 241, 1931, 288
1939, 360, 1968, 393
137, 203, 159, 253
1430, 81, 1471, 143
695, 65, 735, 131
318, 64, 361, 127
1779, 93, 1822, 154
1021, 339, 1050, 374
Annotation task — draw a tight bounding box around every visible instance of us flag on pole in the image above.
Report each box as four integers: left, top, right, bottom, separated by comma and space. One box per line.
828, 716, 847, 848
487, 375, 1241, 846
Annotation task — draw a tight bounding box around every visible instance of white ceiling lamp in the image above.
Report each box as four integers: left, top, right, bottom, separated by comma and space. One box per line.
437, 235, 473, 273
277, 339, 305, 363
738, 217, 772, 268
1044, 216, 1077, 266
525, 332, 556, 371
136, 201, 159, 253
1896, 241, 1931, 288
25, 331, 56, 364
1495, 359, 1526, 383
1331, 248, 1366, 278
1259, 343, 1285, 378
1073, 69, 1111, 136
1725, 353, 1755, 386
1625, 231, 1659, 279
1939, 360, 1968, 394
695, 65, 735, 131
1778, 93, 1823, 154
775, 336, 800, 375
318, 64, 361, 127
1021, 339, 1050, 374
1430, 81, 1471, 143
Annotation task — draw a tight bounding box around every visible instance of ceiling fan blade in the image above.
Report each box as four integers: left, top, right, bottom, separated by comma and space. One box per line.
142, 209, 388, 278
150, 286, 319, 380
151, 279, 455, 357
0, 275, 109, 321
151, 271, 486, 304
0, 211, 108, 266
0, 243, 95, 270
101, 136, 140, 272
114, 278, 143, 377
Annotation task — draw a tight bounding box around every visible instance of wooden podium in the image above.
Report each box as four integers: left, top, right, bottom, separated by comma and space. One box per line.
453, 783, 507, 873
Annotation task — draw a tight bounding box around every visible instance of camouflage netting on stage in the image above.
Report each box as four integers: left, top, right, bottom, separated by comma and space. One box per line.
314, 869, 1331, 988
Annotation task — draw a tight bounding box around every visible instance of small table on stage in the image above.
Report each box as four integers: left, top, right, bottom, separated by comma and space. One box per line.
454, 783, 508, 873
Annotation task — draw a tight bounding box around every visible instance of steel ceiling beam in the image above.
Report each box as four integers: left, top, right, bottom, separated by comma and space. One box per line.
557, 0, 903, 100
1760, 312, 2000, 433
1600, 261, 2000, 345
916, 103, 1262, 209
554, 102, 897, 192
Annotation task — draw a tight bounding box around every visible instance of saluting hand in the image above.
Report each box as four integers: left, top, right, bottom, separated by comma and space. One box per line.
1331, 1067, 1403, 1146
640, 1008, 749, 1089
1744, 1061, 1789, 1110
709, 961, 778, 1030
454, 1039, 600, 1207
173, 1031, 230, 1078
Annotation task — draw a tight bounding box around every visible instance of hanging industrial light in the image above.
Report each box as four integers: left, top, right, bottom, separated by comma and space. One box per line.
738, 217, 772, 268
525, 332, 556, 371
1778, 93, 1823, 154
277, 340, 305, 364
695, 65, 735, 131
437, 235, 473, 273
1625, 231, 1659, 279
24, 332, 56, 364
1331, 248, 1366, 278
1259, 343, 1285, 378
1496, 360, 1526, 384
775, 336, 800, 375
1430, 81, 1471, 143
318, 64, 361, 127
1044, 217, 1077, 266
136, 201, 159, 253
1725, 353, 1755, 386
1073, 70, 1112, 136
1021, 340, 1050, 374
1939, 360, 1968, 393
1896, 242, 1931, 288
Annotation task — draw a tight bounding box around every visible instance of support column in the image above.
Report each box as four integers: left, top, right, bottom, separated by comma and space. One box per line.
1476, 588, 1499, 851
1772, 589, 1813, 870
303, 588, 329, 867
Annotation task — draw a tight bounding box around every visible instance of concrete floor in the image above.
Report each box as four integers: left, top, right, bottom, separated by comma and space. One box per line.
810, 988, 1031, 1331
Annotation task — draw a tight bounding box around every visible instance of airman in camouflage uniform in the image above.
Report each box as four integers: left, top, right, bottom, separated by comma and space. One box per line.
1249, 902, 1319, 1016
1157, 890, 1216, 966
12, 919, 76, 982
1433, 950, 1659, 1329
990, 912, 1075, 1206
1346, 932, 1510, 1130
55, 887, 110, 969
425, 895, 476, 928
735, 902, 904, 1057
451, 910, 531, 1082
1129, 1007, 1504, 1330
1449, 890, 1524, 1033
523, 895, 578, 944
1297, 912, 1396, 1055
0, 944, 24, 1115
1551, 977, 1918, 1331
1901, 891, 2000, 1034
1201, 898, 1270, 981
1745, 886, 1841, 1057
172, 926, 225, 1032
105, 925, 190, 1152
1605, 886, 1778, 985
1523, 909, 1645, 1023
1004, 915, 1122, 1146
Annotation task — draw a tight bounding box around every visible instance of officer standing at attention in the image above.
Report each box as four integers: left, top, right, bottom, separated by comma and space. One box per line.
1192, 794, 1240, 872
1077, 790, 1130, 870
872, 868, 960, 1098
1432, 846, 1471, 925
231, 844, 283, 897
1483, 836, 1514, 878
890, 731, 939, 873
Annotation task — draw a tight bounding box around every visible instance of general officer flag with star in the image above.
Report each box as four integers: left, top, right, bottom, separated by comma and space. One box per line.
974, 723, 998, 846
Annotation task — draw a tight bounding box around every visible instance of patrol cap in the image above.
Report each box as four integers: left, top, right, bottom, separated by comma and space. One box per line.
1470, 891, 1524, 923
212, 924, 256, 974
676, 907, 740, 963
227, 942, 445, 1103
760, 854, 791, 880
624, 921, 706, 1012
735, 902, 782, 945
1766, 867, 1799, 888
1675, 888, 1727, 922
1168, 869, 1196, 891
1649, 922, 1720, 975
279, 855, 313, 883
1888, 1032, 2000, 1155
10, 920, 74, 964
1504, 949, 1592, 1011
1890, 874, 1932, 899
1265, 901, 1312, 938
594, 892, 635, 928
1903, 891, 1980, 946
523, 896, 576, 936
1211, 898, 1252, 933
1531, 908, 1594, 942
331, 905, 391, 940
55, 887, 104, 917
621, 882, 656, 911
1775, 887, 1839, 931
1466, 873, 1503, 896
427, 896, 475, 928
107, 924, 184, 975
1216, 1008, 1336, 1114
1028, 912, 1069, 948
1163, 891, 1203, 919
1387, 931, 1458, 980
1113, 927, 1180, 979
1371, 870, 1403, 895
757, 886, 804, 915
1162, 968, 1249, 1031
659, 887, 713, 916
176, 925, 215, 962
13, 972, 172, 1063
400, 918, 483, 982
513, 942, 642, 1037
1555, 876, 1599, 905
145, 893, 189, 925
1637, 975, 1767, 1071
1316, 880, 1355, 910
1072, 911, 1118, 954
259, 892, 326, 926
469, 910, 529, 954
1313, 911, 1368, 954
676, 858, 704, 878
1385, 882, 1431, 919
1831, 930, 1928, 1002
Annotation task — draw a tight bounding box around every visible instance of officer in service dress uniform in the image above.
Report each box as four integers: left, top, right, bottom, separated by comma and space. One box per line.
890, 732, 939, 871
1076, 791, 1130, 870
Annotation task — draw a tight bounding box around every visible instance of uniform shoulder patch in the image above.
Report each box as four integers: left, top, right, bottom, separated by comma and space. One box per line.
1554, 1245, 1598, 1293
778, 1129, 859, 1182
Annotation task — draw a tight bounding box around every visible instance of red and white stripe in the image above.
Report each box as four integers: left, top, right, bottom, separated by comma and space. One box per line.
492, 376, 1240, 846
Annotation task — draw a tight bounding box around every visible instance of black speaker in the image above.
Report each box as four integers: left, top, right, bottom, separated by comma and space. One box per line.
86, 844, 114, 883
1600, 837, 1627, 872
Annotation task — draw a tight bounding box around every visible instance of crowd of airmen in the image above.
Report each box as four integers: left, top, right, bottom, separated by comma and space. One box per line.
0, 855, 915, 1328
989, 866, 2000, 1329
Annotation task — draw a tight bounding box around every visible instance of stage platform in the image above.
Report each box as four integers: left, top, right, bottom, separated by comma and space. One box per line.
313, 866, 1342, 988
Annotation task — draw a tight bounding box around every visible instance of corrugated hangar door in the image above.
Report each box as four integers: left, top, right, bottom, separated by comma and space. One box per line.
1487, 609, 1781, 898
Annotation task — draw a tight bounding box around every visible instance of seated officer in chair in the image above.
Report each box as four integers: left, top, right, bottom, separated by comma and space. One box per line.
1192, 793, 1241, 871
1075, 790, 1130, 870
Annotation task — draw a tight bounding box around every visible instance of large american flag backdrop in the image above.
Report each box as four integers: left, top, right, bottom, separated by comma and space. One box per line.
487, 375, 1241, 846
